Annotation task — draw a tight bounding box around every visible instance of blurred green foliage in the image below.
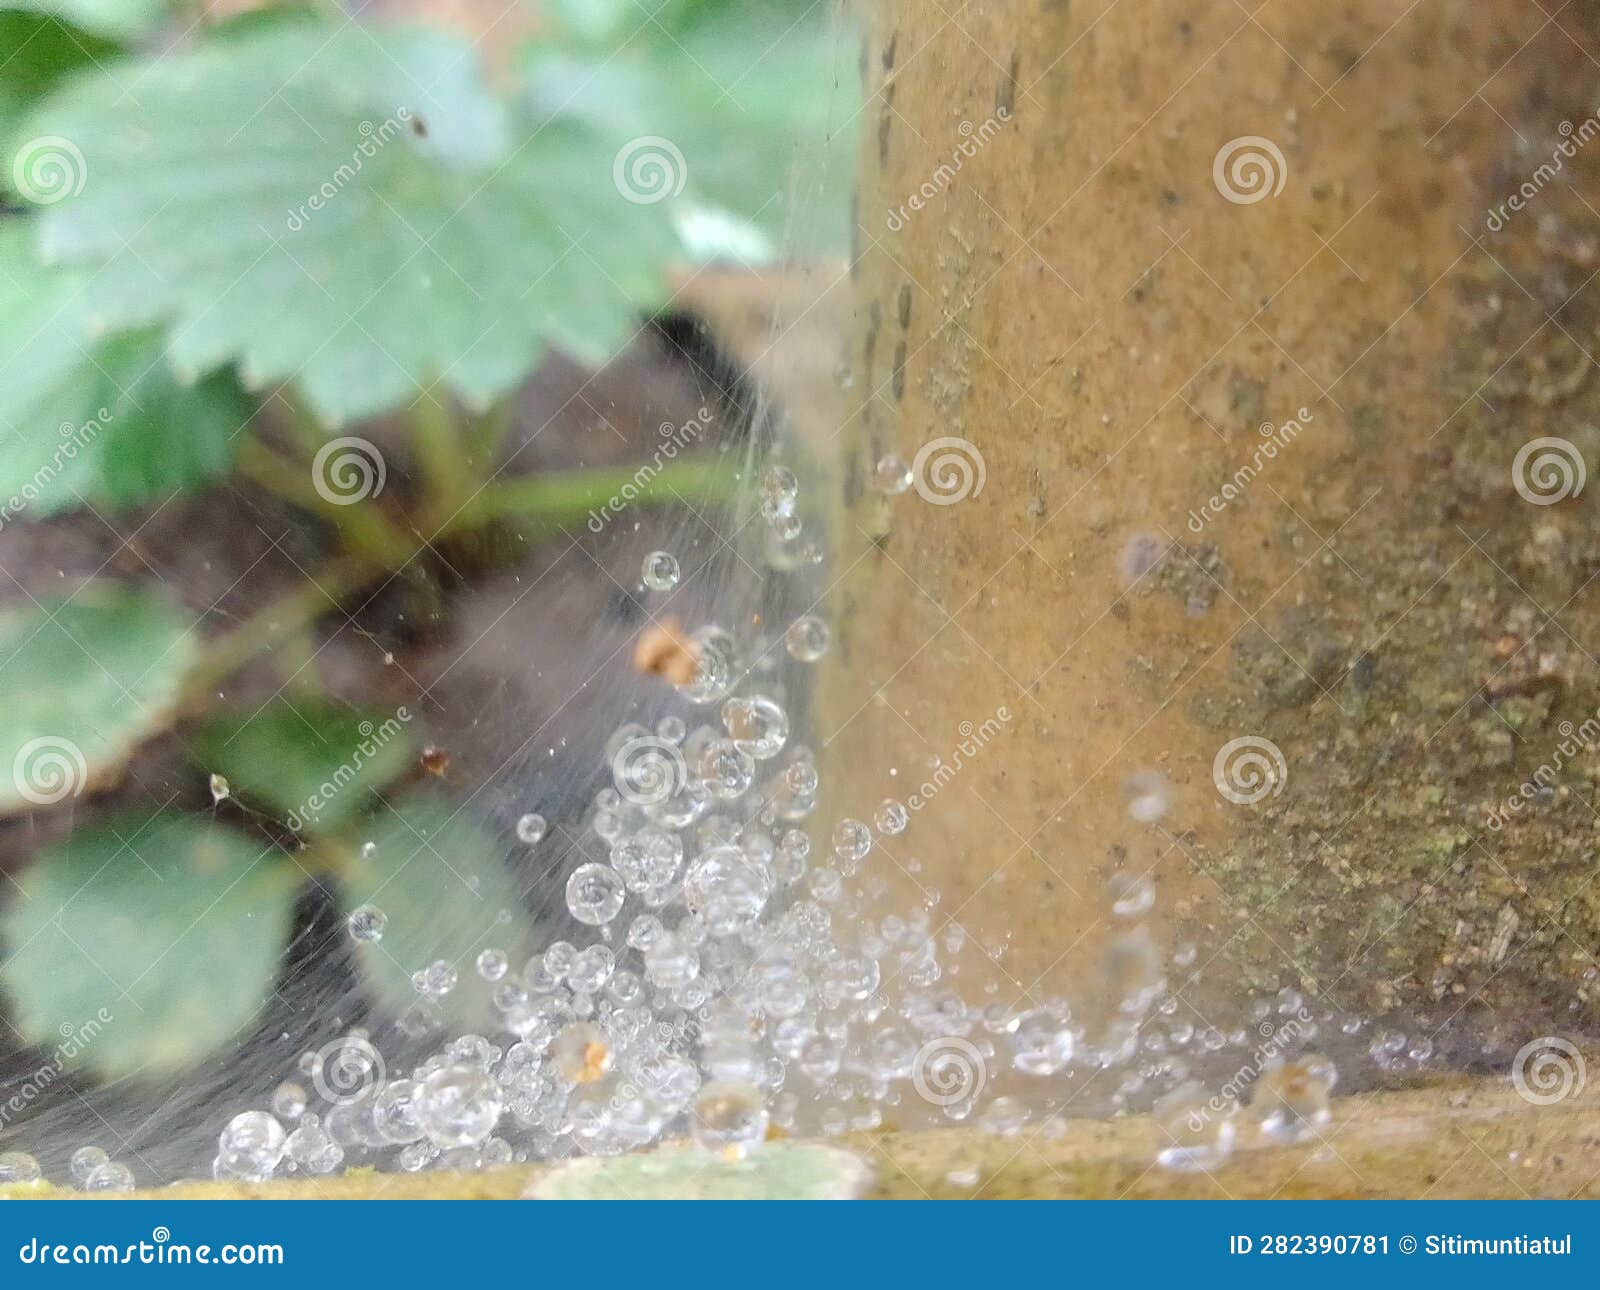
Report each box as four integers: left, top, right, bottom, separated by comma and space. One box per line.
0, 0, 856, 1080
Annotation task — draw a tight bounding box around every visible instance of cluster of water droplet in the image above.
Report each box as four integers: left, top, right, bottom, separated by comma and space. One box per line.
0, 1145, 136, 1193
144, 467, 1384, 1191
181, 599, 1378, 1187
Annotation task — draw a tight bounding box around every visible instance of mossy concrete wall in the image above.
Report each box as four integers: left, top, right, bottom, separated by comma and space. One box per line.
822, 0, 1600, 1047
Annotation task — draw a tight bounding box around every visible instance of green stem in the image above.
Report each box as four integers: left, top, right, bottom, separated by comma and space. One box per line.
183, 559, 377, 703
411, 389, 472, 528
236, 437, 414, 568
452, 454, 742, 535
467, 393, 520, 474
273, 388, 332, 462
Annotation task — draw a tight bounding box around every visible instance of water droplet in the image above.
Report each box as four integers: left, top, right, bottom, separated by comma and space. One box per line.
682, 847, 771, 935
1153, 1081, 1236, 1171
413, 959, 458, 998
1108, 872, 1156, 918
722, 696, 790, 759
515, 812, 547, 845
566, 863, 626, 925
82, 1161, 135, 1193
416, 1065, 503, 1148
286, 1113, 344, 1173
219, 1111, 288, 1177
874, 799, 909, 835
760, 466, 799, 522
873, 453, 913, 495
642, 551, 681, 591
1255, 1056, 1337, 1143
346, 904, 387, 943
1122, 770, 1170, 823
477, 948, 508, 981
271, 1082, 307, 1121
832, 819, 871, 865
785, 615, 831, 662
977, 1096, 1030, 1136
373, 1080, 427, 1145
690, 1081, 768, 1158
0, 1152, 41, 1185
69, 1146, 108, 1187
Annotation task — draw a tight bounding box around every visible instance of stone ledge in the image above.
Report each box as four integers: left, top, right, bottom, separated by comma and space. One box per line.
7, 1074, 1593, 1199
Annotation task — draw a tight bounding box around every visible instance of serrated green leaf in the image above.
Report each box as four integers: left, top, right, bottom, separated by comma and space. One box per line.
524, 2, 859, 254
0, 13, 119, 158
0, 224, 251, 517
190, 698, 418, 834
0, 585, 196, 816
15, 24, 683, 424
338, 795, 536, 1033
6, 0, 169, 40
0, 811, 295, 1078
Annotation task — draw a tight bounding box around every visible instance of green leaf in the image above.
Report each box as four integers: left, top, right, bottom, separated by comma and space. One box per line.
338, 796, 536, 1032
16, 23, 683, 424
0, 13, 119, 158
6, 0, 170, 40
525, 2, 860, 254
189, 698, 418, 834
0, 584, 196, 816
0, 812, 295, 1078
0, 224, 252, 518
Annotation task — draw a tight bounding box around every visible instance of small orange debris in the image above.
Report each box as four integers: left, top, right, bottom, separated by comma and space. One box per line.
420, 746, 451, 776
578, 1040, 610, 1085
1492, 633, 1522, 660
633, 617, 699, 686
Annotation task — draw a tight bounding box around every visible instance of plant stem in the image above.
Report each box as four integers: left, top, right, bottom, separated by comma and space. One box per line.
236, 437, 414, 568
467, 393, 520, 475
453, 454, 742, 534
410, 389, 473, 528
200, 447, 737, 700
183, 558, 377, 703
